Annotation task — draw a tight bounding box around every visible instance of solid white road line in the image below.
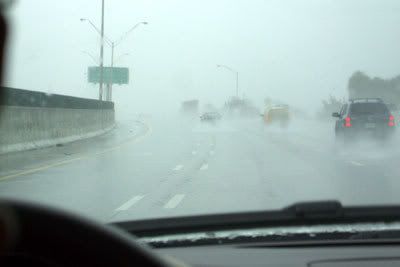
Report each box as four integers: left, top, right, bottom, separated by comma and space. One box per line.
0, 122, 153, 182
349, 161, 364, 166
173, 164, 184, 171
164, 194, 185, 209
116, 195, 145, 211
200, 163, 209, 170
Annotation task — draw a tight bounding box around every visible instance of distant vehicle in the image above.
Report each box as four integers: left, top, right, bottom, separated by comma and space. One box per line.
200, 112, 222, 122
262, 105, 290, 128
332, 98, 395, 143
181, 99, 199, 116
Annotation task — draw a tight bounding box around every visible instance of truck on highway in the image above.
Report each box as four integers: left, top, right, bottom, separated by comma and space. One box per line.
262, 104, 290, 128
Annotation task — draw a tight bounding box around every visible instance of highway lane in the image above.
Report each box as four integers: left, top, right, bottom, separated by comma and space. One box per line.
1, 115, 400, 223
116, 117, 400, 221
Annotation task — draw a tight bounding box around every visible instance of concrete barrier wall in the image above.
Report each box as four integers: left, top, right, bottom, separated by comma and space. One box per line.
0, 87, 115, 154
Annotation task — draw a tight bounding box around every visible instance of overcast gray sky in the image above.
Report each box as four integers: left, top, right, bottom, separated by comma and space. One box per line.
4, 0, 400, 114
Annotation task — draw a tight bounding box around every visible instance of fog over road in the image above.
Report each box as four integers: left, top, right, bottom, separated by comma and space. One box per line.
1, 115, 400, 223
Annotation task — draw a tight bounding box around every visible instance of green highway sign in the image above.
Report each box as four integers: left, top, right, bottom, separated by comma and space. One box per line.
88, 66, 129, 85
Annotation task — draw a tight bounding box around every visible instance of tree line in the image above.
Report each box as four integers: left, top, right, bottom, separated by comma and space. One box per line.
319, 71, 400, 118
348, 71, 400, 104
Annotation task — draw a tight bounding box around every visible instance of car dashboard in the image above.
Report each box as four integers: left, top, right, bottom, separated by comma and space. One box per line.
157, 242, 400, 267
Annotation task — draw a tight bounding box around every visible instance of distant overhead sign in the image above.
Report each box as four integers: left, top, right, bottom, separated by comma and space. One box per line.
88, 67, 129, 85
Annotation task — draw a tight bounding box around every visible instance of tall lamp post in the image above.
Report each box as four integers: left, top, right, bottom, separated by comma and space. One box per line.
217, 64, 239, 98
82, 50, 99, 65
109, 21, 147, 100
80, 1, 106, 100
81, 18, 147, 101
99, 0, 105, 101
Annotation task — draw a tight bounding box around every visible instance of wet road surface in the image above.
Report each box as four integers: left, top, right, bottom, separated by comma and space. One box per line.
1, 115, 400, 222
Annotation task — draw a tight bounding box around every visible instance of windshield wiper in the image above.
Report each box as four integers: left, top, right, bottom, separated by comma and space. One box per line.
112, 200, 400, 238
284, 200, 343, 219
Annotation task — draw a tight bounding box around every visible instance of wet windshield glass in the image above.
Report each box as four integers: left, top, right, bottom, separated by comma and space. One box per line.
350, 103, 389, 115
0, 0, 400, 224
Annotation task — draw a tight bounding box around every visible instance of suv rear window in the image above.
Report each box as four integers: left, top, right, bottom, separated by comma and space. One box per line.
350, 103, 389, 115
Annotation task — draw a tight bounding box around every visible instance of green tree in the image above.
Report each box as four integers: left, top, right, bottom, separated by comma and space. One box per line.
318, 95, 345, 119
347, 71, 400, 104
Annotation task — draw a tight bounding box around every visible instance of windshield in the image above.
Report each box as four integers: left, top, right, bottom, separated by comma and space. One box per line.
350, 103, 389, 115
1, 0, 400, 225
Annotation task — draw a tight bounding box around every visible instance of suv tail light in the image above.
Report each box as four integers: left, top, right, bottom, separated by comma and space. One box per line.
388, 114, 395, 127
344, 116, 352, 127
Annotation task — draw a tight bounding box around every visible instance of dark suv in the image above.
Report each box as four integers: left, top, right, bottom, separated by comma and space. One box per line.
332, 98, 395, 142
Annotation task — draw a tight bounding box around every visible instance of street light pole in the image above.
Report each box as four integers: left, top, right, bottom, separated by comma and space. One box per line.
82, 51, 99, 65
108, 22, 147, 101
217, 64, 239, 98
99, 0, 105, 101
109, 42, 114, 101
80, 18, 112, 45
113, 21, 148, 47
81, 18, 147, 101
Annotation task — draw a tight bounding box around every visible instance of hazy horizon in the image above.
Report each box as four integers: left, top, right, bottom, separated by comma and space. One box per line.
4, 0, 400, 115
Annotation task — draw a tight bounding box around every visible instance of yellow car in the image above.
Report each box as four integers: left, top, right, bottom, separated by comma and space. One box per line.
263, 106, 290, 128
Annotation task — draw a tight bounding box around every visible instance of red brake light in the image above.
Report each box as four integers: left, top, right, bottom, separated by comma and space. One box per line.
389, 114, 395, 126
344, 117, 352, 127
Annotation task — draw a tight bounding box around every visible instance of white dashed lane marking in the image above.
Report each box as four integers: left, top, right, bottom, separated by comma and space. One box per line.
173, 164, 184, 171
164, 194, 185, 209
349, 161, 364, 166
116, 195, 145, 211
